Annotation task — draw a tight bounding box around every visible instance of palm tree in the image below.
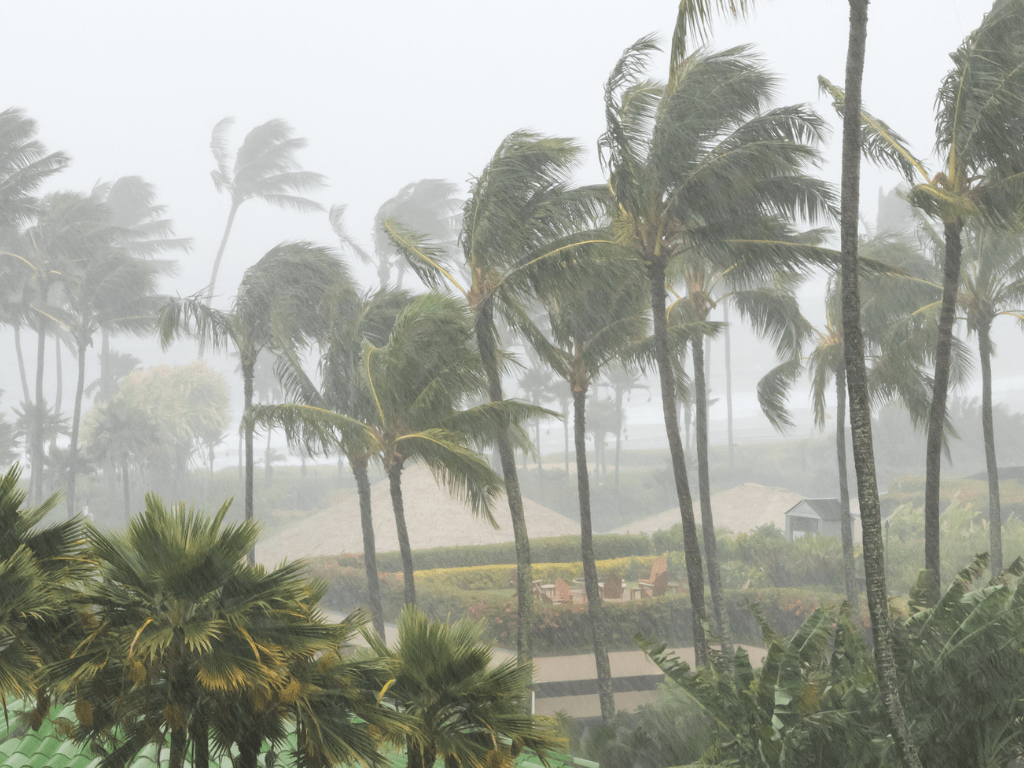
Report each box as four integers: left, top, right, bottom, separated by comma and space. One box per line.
384, 132, 604, 663
0, 109, 67, 412
84, 396, 160, 521
602, 365, 646, 491
364, 607, 563, 768
93, 175, 190, 402
828, 0, 923, 763
599, 24, 832, 663
273, 277, 412, 638
252, 294, 533, 608
206, 118, 326, 303
0, 463, 86, 719
58, 226, 163, 517
159, 242, 349, 563
10, 192, 114, 503
821, 0, 1024, 607
525, 257, 649, 722
48, 495, 387, 768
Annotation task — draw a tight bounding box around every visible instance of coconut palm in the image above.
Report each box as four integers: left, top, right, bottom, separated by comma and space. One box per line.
599, 23, 833, 663
93, 175, 189, 402
524, 257, 649, 722
8, 192, 115, 503
364, 607, 563, 768
0, 109, 67, 410
383, 132, 605, 663
206, 118, 326, 303
821, 0, 1024, 608
601, 365, 647, 490
58, 240, 162, 517
252, 293, 536, 608
272, 279, 412, 638
159, 242, 349, 562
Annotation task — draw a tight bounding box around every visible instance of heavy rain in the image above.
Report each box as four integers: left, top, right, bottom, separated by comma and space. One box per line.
0, 1, 1021, 767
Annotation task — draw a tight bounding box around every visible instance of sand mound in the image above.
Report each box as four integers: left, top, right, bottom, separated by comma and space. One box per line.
258, 464, 580, 565
610, 483, 807, 536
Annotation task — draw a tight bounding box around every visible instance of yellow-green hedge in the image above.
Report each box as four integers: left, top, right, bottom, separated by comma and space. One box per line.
416, 554, 661, 591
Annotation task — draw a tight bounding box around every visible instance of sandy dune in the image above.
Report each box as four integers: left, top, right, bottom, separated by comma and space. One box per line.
258, 464, 580, 565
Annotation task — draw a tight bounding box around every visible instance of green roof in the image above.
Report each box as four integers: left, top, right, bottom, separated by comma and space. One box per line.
0, 705, 598, 768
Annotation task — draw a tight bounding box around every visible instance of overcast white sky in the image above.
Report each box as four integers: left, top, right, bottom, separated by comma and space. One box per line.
4, 0, 1019, 453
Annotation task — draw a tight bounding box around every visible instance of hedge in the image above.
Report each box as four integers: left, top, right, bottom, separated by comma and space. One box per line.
307, 554, 856, 656
416, 555, 659, 591
363, 534, 654, 572
465, 587, 858, 655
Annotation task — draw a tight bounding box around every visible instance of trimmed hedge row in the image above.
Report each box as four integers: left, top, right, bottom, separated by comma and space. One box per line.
364, 534, 654, 572
416, 555, 659, 591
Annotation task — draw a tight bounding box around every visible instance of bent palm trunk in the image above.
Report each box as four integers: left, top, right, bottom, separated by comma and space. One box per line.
206, 202, 239, 305
692, 336, 732, 654
388, 461, 416, 606
839, 3, 921, 766
923, 219, 964, 605
648, 263, 708, 665
573, 386, 615, 721
979, 320, 1003, 576
352, 456, 386, 636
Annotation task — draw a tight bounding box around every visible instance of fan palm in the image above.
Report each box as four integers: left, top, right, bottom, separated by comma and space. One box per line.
524, 256, 649, 722
159, 242, 350, 562
47, 495, 388, 768
206, 118, 326, 303
0, 463, 86, 719
251, 293, 537, 607
821, 0, 1024, 607
599, 24, 833, 663
364, 607, 563, 768
383, 131, 605, 663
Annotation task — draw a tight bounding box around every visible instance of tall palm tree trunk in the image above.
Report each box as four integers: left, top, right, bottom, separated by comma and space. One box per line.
563, 397, 569, 473
67, 339, 88, 518
835, 358, 859, 611
388, 462, 416, 606
648, 263, 708, 665
979, 320, 1003, 576
32, 320, 46, 504
242, 360, 256, 565
839, 3, 921, 766
477, 301, 533, 664
122, 457, 131, 522
923, 220, 964, 604
572, 385, 615, 721
614, 388, 624, 492
692, 337, 732, 654
54, 335, 62, 417
206, 202, 239, 306
13, 325, 30, 404
352, 456, 386, 637
723, 301, 735, 471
